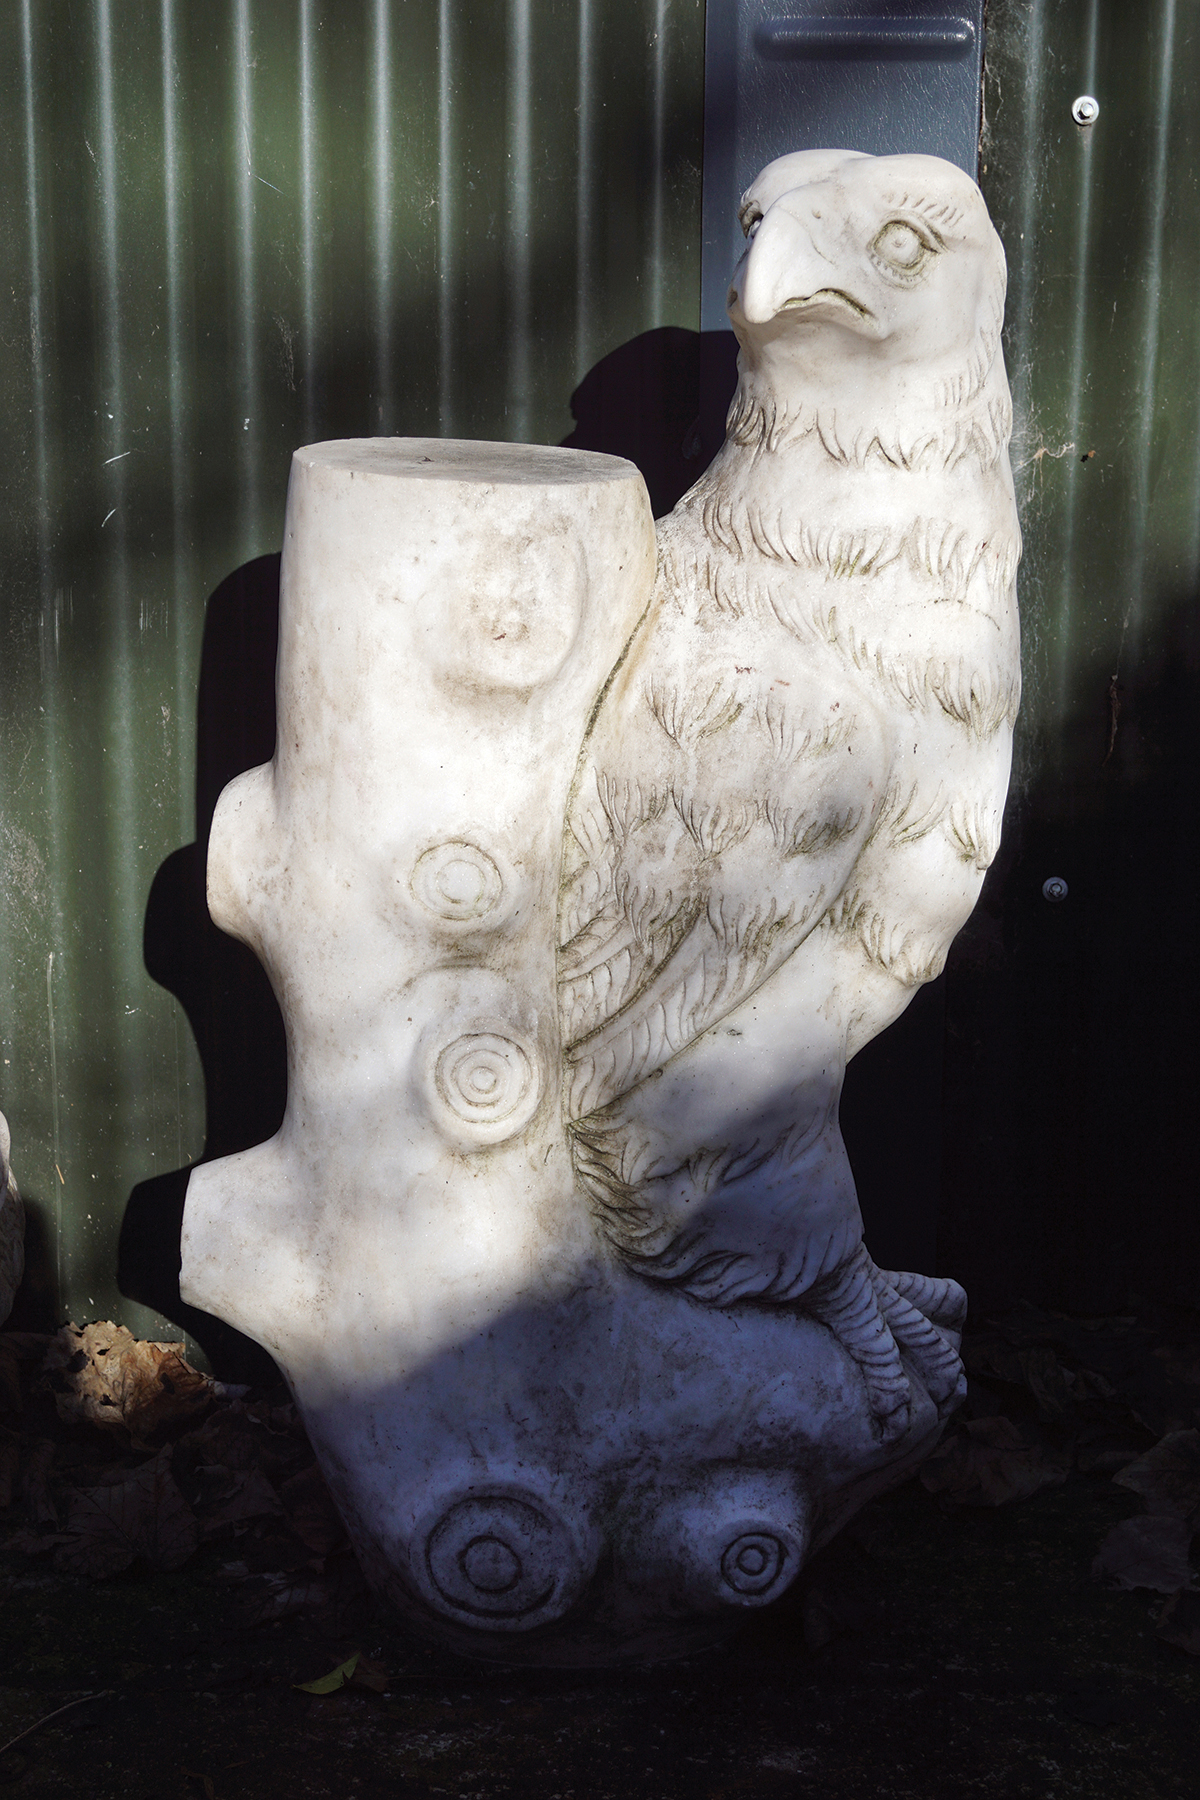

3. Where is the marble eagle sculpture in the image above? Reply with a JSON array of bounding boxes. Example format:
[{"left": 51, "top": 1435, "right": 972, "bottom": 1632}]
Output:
[{"left": 557, "top": 150, "right": 1021, "bottom": 1441}]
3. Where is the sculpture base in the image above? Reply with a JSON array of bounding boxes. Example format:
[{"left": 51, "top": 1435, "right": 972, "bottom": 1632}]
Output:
[
  {"left": 352, "top": 1423, "right": 946, "bottom": 1667},
  {"left": 185, "top": 1148, "right": 960, "bottom": 1666}
]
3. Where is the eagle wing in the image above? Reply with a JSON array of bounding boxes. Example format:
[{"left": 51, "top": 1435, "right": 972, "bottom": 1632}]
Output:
[{"left": 558, "top": 578, "right": 888, "bottom": 1123}]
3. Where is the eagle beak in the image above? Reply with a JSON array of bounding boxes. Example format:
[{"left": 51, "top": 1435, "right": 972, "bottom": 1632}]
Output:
[{"left": 730, "top": 204, "right": 872, "bottom": 330}]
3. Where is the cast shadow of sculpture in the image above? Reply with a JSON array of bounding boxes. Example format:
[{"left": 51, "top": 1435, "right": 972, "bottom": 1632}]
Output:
[
  {"left": 119, "top": 555, "right": 287, "bottom": 1383},
  {"left": 561, "top": 326, "right": 739, "bottom": 517},
  {"left": 937, "top": 577, "right": 1200, "bottom": 1316},
  {"left": 4, "top": 1171, "right": 55, "bottom": 1333}
]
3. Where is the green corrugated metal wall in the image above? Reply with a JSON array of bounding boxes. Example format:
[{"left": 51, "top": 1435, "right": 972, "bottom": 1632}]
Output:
[
  {"left": 988, "top": 0, "right": 1200, "bottom": 748},
  {"left": 0, "top": 0, "right": 704, "bottom": 1342},
  {"left": 2, "top": 0, "right": 1198, "bottom": 1348}
]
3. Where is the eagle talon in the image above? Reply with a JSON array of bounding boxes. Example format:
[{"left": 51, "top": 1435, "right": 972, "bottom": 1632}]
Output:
[
  {"left": 877, "top": 1267, "right": 968, "bottom": 1335},
  {"left": 870, "top": 1264, "right": 966, "bottom": 1419},
  {"left": 874, "top": 1393, "right": 912, "bottom": 1445},
  {"left": 804, "top": 1244, "right": 916, "bottom": 1439},
  {"left": 800, "top": 1245, "right": 967, "bottom": 1437}
]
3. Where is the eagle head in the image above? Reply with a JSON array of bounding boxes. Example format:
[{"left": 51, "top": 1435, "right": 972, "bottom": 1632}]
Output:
[{"left": 723, "top": 150, "right": 1008, "bottom": 444}]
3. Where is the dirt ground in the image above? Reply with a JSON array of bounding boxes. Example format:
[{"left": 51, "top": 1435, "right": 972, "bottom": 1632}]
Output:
[{"left": 2, "top": 1306, "right": 1197, "bottom": 1800}]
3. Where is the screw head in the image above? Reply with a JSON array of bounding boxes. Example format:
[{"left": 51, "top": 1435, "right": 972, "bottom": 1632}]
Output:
[
  {"left": 1072, "top": 94, "right": 1100, "bottom": 126},
  {"left": 1042, "top": 876, "right": 1069, "bottom": 903}
]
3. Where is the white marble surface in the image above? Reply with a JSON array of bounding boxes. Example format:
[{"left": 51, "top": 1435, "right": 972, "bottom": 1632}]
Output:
[
  {"left": 182, "top": 151, "right": 1019, "bottom": 1663},
  {"left": 0, "top": 1111, "right": 22, "bottom": 1326}
]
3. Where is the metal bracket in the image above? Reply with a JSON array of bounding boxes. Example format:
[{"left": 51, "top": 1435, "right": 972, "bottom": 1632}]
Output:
[{"left": 701, "top": 2, "right": 986, "bottom": 327}]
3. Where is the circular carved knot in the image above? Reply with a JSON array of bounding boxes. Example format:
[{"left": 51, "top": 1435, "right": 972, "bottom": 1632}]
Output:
[
  {"left": 424, "top": 1494, "right": 584, "bottom": 1625},
  {"left": 411, "top": 841, "right": 503, "bottom": 923},
  {"left": 434, "top": 1033, "right": 539, "bottom": 1133},
  {"left": 459, "top": 1534, "right": 522, "bottom": 1594},
  {"left": 720, "top": 1530, "right": 789, "bottom": 1599}
]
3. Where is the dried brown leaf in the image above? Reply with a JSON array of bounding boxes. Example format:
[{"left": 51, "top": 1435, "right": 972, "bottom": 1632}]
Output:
[
  {"left": 176, "top": 1403, "right": 306, "bottom": 1485},
  {"left": 1071, "top": 1367, "right": 1119, "bottom": 1401},
  {"left": 961, "top": 1334, "right": 1026, "bottom": 1387},
  {"left": 204, "top": 1558, "right": 252, "bottom": 1586},
  {"left": 3, "top": 1527, "right": 72, "bottom": 1557},
  {"left": 54, "top": 1445, "right": 198, "bottom": 1577},
  {"left": 21, "top": 1439, "right": 58, "bottom": 1525},
  {"left": 920, "top": 1417, "right": 1070, "bottom": 1507},
  {"left": 1113, "top": 1430, "right": 1200, "bottom": 1525},
  {"left": 1074, "top": 1426, "right": 1150, "bottom": 1475},
  {"left": 0, "top": 1435, "right": 19, "bottom": 1508},
  {"left": 197, "top": 1467, "right": 283, "bottom": 1538},
  {"left": 279, "top": 1462, "right": 347, "bottom": 1555},
  {"left": 239, "top": 1555, "right": 370, "bottom": 1629},
  {"left": 176, "top": 1408, "right": 272, "bottom": 1473},
  {"left": 350, "top": 1655, "right": 389, "bottom": 1693},
  {"left": 42, "top": 1322, "right": 213, "bottom": 1444},
  {"left": 1091, "top": 1515, "right": 1194, "bottom": 1593},
  {"left": 1154, "top": 1347, "right": 1200, "bottom": 1390},
  {"left": 1157, "top": 1588, "right": 1200, "bottom": 1655},
  {"left": 1017, "top": 1345, "right": 1073, "bottom": 1419},
  {"left": 59, "top": 1459, "right": 149, "bottom": 1489},
  {"left": 240, "top": 1571, "right": 336, "bottom": 1626}
]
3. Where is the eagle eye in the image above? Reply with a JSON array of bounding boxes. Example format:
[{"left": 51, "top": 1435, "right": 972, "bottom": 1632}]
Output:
[
  {"left": 871, "top": 219, "right": 936, "bottom": 279},
  {"left": 739, "top": 203, "right": 763, "bottom": 241}
]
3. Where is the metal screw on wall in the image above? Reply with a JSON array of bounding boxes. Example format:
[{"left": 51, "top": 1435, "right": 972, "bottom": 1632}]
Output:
[
  {"left": 1042, "top": 877, "right": 1069, "bottom": 903},
  {"left": 1071, "top": 95, "right": 1100, "bottom": 126}
]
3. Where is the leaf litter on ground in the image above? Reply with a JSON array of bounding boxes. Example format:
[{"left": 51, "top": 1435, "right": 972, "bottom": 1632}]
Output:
[
  {"left": 907, "top": 1300, "right": 1200, "bottom": 1648},
  {"left": 1112, "top": 1429, "right": 1200, "bottom": 1524},
  {"left": 1157, "top": 1587, "right": 1200, "bottom": 1655},
  {"left": 2, "top": 1301, "right": 1197, "bottom": 1642},
  {"left": 43, "top": 1321, "right": 217, "bottom": 1445},
  {"left": 1091, "top": 1514, "right": 1194, "bottom": 1593},
  {"left": 0, "top": 1320, "right": 348, "bottom": 1598},
  {"left": 919, "top": 1414, "right": 1071, "bottom": 1508},
  {"left": 55, "top": 1446, "right": 198, "bottom": 1577},
  {"left": 295, "top": 1652, "right": 361, "bottom": 1694},
  {"left": 294, "top": 1651, "right": 390, "bottom": 1696}
]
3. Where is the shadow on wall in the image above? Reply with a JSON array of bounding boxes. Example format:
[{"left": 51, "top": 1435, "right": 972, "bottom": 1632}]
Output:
[
  {"left": 119, "top": 555, "right": 287, "bottom": 1384},
  {"left": 561, "top": 326, "right": 738, "bottom": 517},
  {"left": 938, "top": 581, "right": 1200, "bottom": 1316}
]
